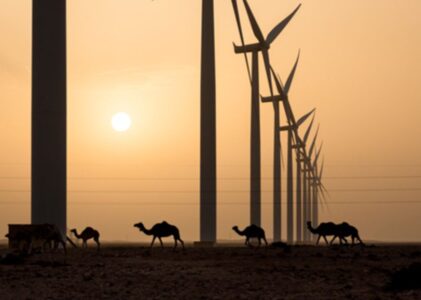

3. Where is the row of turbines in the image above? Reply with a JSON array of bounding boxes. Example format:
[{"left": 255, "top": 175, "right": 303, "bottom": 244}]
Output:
[
  {"left": 30, "top": 0, "right": 326, "bottom": 244},
  {"left": 230, "top": 0, "right": 328, "bottom": 243}
]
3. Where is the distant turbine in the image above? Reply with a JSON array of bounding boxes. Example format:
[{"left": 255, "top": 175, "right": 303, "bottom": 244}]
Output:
[
  {"left": 232, "top": 0, "right": 301, "bottom": 227},
  {"left": 292, "top": 110, "right": 315, "bottom": 242},
  {"left": 262, "top": 53, "right": 314, "bottom": 243},
  {"left": 300, "top": 116, "right": 315, "bottom": 242},
  {"left": 32, "top": 0, "right": 67, "bottom": 236},
  {"left": 311, "top": 143, "right": 323, "bottom": 235},
  {"left": 305, "top": 125, "right": 319, "bottom": 242}
]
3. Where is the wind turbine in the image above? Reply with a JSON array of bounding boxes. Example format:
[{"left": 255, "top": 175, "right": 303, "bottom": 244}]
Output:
[
  {"left": 232, "top": 0, "right": 301, "bottom": 226},
  {"left": 32, "top": 0, "right": 67, "bottom": 236},
  {"left": 304, "top": 125, "right": 319, "bottom": 241},
  {"left": 291, "top": 110, "right": 315, "bottom": 243},
  {"left": 259, "top": 61, "right": 295, "bottom": 242},
  {"left": 261, "top": 52, "right": 315, "bottom": 244},
  {"left": 200, "top": 0, "right": 217, "bottom": 243},
  {"left": 311, "top": 144, "right": 324, "bottom": 236},
  {"left": 298, "top": 116, "right": 315, "bottom": 242}
]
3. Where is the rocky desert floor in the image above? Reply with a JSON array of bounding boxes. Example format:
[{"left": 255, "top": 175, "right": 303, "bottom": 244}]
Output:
[{"left": 0, "top": 243, "right": 420, "bottom": 300}]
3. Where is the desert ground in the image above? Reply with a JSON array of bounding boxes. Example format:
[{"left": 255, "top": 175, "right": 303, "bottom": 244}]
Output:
[{"left": 0, "top": 242, "right": 420, "bottom": 300}]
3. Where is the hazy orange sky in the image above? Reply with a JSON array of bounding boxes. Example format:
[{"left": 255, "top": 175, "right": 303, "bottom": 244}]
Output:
[{"left": 1, "top": 0, "right": 421, "bottom": 242}]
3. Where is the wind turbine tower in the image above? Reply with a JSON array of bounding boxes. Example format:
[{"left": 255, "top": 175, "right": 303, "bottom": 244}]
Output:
[
  {"left": 232, "top": 0, "right": 301, "bottom": 228},
  {"left": 200, "top": 0, "right": 217, "bottom": 243},
  {"left": 32, "top": 0, "right": 67, "bottom": 235}
]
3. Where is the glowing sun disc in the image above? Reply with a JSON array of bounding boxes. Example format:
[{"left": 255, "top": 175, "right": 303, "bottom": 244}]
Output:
[{"left": 112, "top": 112, "right": 132, "bottom": 132}]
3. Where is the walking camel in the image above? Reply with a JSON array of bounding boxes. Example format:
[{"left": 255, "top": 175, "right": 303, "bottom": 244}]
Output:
[
  {"left": 330, "top": 222, "right": 364, "bottom": 246},
  {"left": 307, "top": 221, "right": 340, "bottom": 245},
  {"left": 307, "top": 221, "right": 364, "bottom": 246},
  {"left": 134, "top": 221, "right": 185, "bottom": 250},
  {"left": 70, "top": 227, "right": 101, "bottom": 250},
  {"left": 6, "top": 224, "right": 67, "bottom": 254},
  {"left": 232, "top": 225, "right": 268, "bottom": 247}
]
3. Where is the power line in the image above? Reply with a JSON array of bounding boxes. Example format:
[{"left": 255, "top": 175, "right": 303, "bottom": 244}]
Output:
[
  {"left": 0, "top": 200, "right": 420, "bottom": 205},
  {"left": 0, "top": 188, "right": 421, "bottom": 193},
  {"left": 1, "top": 175, "right": 421, "bottom": 180}
]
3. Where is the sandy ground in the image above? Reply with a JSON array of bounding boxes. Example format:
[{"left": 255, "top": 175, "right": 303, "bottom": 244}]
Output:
[{"left": 0, "top": 243, "right": 420, "bottom": 300}]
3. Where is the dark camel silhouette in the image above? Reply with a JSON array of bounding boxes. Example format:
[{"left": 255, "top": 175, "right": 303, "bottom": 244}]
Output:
[
  {"left": 307, "top": 221, "right": 342, "bottom": 245},
  {"left": 6, "top": 224, "right": 66, "bottom": 254},
  {"left": 331, "top": 222, "right": 364, "bottom": 246},
  {"left": 232, "top": 225, "right": 268, "bottom": 247},
  {"left": 307, "top": 221, "right": 364, "bottom": 246},
  {"left": 71, "top": 227, "right": 100, "bottom": 250},
  {"left": 134, "top": 221, "right": 185, "bottom": 250}
]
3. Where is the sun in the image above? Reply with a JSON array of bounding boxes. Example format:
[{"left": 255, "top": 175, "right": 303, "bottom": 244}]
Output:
[{"left": 111, "top": 112, "right": 132, "bottom": 132}]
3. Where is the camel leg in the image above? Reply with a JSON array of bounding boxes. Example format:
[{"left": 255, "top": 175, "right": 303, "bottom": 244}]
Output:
[
  {"left": 258, "top": 238, "right": 262, "bottom": 248},
  {"left": 179, "top": 239, "right": 185, "bottom": 250},
  {"left": 330, "top": 236, "right": 336, "bottom": 245},
  {"left": 94, "top": 237, "right": 100, "bottom": 251},
  {"left": 150, "top": 236, "right": 156, "bottom": 248},
  {"left": 356, "top": 235, "right": 364, "bottom": 246},
  {"left": 316, "top": 235, "right": 321, "bottom": 245},
  {"left": 173, "top": 238, "right": 178, "bottom": 251},
  {"left": 245, "top": 237, "right": 249, "bottom": 247},
  {"left": 263, "top": 237, "right": 268, "bottom": 247},
  {"left": 158, "top": 237, "right": 164, "bottom": 248}
]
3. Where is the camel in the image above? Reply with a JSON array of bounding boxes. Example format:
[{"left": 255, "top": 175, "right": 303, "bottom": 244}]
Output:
[
  {"left": 307, "top": 221, "right": 364, "bottom": 246},
  {"left": 232, "top": 224, "right": 268, "bottom": 247},
  {"left": 134, "top": 221, "right": 185, "bottom": 250},
  {"left": 331, "top": 222, "right": 364, "bottom": 246},
  {"left": 6, "top": 224, "right": 67, "bottom": 254},
  {"left": 307, "top": 221, "right": 345, "bottom": 245},
  {"left": 70, "top": 227, "right": 100, "bottom": 250}
]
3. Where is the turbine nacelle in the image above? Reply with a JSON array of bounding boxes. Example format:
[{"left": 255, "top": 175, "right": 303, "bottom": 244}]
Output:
[{"left": 233, "top": 42, "right": 269, "bottom": 54}]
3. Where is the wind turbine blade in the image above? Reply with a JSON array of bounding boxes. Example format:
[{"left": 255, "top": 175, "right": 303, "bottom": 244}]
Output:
[
  {"left": 243, "top": 0, "right": 265, "bottom": 44},
  {"left": 314, "top": 142, "right": 323, "bottom": 168},
  {"left": 321, "top": 182, "right": 331, "bottom": 200},
  {"left": 270, "top": 67, "right": 287, "bottom": 100},
  {"left": 231, "top": 0, "right": 251, "bottom": 82},
  {"left": 319, "top": 186, "right": 330, "bottom": 213},
  {"left": 284, "top": 50, "right": 300, "bottom": 95},
  {"left": 319, "top": 158, "right": 324, "bottom": 180},
  {"left": 308, "top": 125, "right": 319, "bottom": 158},
  {"left": 262, "top": 50, "right": 273, "bottom": 97},
  {"left": 266, "top": 4, "right": 302, "bottom": 45},
  {"left": 296, "top": 108, "right": 315, "bottom": 128},
  {"left": 303, "top": 114, "right": 315, "bottom": 144}
]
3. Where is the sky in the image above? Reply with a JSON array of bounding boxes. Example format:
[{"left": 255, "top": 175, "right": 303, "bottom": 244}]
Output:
[{"left": 0, "top": 0, "right": 421, "bottom": 242}]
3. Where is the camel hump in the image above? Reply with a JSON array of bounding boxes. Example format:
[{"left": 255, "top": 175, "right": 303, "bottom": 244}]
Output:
[{"left": 161, "top": 221, "right": 169, "bottom": 225}]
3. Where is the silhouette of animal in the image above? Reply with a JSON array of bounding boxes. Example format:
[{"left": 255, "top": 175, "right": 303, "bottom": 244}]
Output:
[
  {"left": 232, "top": 225, "right": 268, "bottom": 247},
  {"left": 331, "top": 222, "right": 364, "bottom": 246},
  {"left": 307, "top": 221, "right": 343, "bottom": 245},
  {"left": 6, "top": 224, "right": 66, "bottom": 254},
  {"left": 134, "top": 221, "right": 185, "bottom": 250},
  {"left": 70, "top": 227, "right": 100, "bottom": 250}
]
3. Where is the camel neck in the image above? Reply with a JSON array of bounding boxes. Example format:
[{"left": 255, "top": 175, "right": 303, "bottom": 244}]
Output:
[
  {"left": 234, "top": 228, "right": 245, "bottom": 236},
  {"left": 141, "top": 227, "right": 154, "bottom": 236}
]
